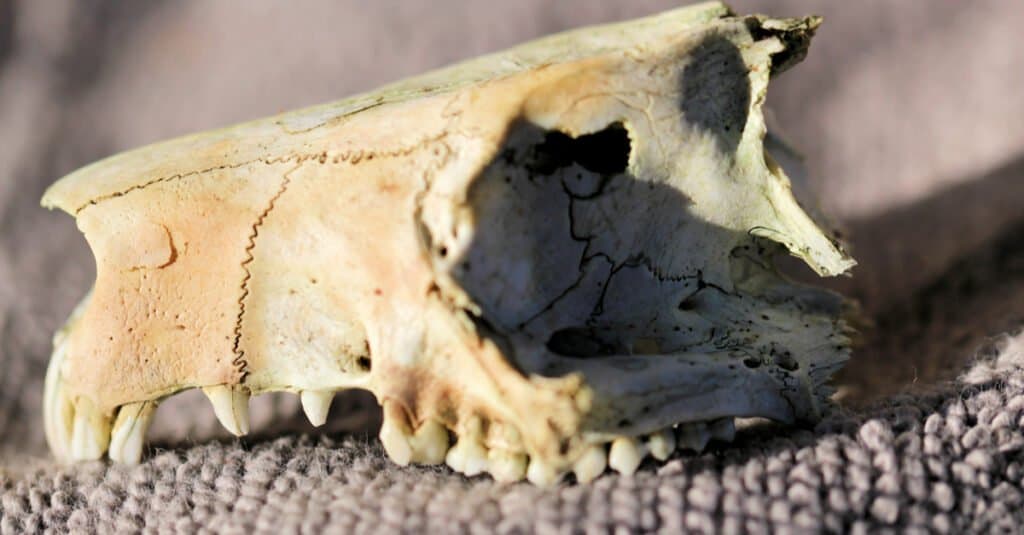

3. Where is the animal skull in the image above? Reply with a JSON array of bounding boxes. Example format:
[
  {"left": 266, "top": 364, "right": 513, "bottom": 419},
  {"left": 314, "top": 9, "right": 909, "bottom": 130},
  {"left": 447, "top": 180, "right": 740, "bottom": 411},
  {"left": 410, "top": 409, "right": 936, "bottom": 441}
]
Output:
[{"left": 41, "top": 2, "right": 855, "bottom": 484}]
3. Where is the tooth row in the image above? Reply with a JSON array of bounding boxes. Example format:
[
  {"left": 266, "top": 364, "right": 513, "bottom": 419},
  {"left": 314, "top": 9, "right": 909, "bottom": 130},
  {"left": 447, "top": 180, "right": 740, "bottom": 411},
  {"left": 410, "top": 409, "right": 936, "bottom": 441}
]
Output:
[
  {"left": 48, "top": 372, "right": 738, "bottom": 481},
  {"left": 380, "top": 417, "right": 739, "bottom": 485}
]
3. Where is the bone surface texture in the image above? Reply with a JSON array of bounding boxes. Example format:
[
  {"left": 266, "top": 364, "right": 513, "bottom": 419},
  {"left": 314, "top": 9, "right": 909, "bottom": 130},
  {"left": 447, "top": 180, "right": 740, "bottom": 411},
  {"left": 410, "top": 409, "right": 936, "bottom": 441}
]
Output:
[{"left": 41, "top": 2, "right": 854, "bottom": 484}]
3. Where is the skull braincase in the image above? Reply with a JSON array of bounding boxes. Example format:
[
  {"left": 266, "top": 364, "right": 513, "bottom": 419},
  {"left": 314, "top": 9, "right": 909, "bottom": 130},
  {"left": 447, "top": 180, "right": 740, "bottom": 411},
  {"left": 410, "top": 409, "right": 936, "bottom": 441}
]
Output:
[{"left": 41, "top": 2, "right": 855, "bottom": 480}]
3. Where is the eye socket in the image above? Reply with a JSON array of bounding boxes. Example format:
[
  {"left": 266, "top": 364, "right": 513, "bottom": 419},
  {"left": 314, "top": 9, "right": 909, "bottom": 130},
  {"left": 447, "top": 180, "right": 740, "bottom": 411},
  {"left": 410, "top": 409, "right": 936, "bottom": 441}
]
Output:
[{"left": 529, "top": 123, "right": 631, "bottom": 176}]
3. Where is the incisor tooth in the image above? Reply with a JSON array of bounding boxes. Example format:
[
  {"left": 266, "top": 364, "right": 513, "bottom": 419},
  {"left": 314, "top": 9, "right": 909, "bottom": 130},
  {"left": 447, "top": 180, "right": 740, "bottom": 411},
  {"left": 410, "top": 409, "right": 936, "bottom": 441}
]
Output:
[
  {"left": 409, "top": 420, "right": 449, "bottom": 465},
  {"left": 488, "top": 450, "right": 527, "bottom": 483},
  {"left": 379, "top": 400, "right": 414, "bottom": 466},
  {"left": 108, "top": 401, "right": 156, "bottom": 464},
  {"left": 572, "top": 445, "right": 607, "bottom": 483},
  {"left": 69, "top": 398, "right": 111, "bottom": 461},
  {"left": 300, "top": 390, "right": 334, "bottom": 427},
  {"left": 202, "top": 385, "right": 250, "bottom": 436},
  {"left": 648, "top": 429, "right": 676, "bottom": 461},
  {"left": 526, "top": 457, "right": 562, "bottom": 486},
  {"left": 43, "top": 358, "right": 74, "bottom": 462},
  {"left": 709, "top": 418, "right": 736, "bottom": 442},
  {"left": 677, "top": 422, "right": 711, "bottom": 452},
  {"left": 608, "top": 437, "right": 644, "bottom": 475}
]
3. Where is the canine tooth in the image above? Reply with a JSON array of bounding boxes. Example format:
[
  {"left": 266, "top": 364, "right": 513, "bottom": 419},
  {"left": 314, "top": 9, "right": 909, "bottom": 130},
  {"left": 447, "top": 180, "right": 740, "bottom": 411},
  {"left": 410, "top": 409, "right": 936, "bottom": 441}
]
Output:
[
  {"left": 677, "top": 422, "right": 711, "bottom": 452},
  {"left": 572, "top": 445, "right": 607, "bottom": 483},
  {"left": 526, "top": 457, "right": 562, "bottom": 487},
  {"left": 410, "top": 420, "right": 449, "bottom": 464},
  {"left": 488, "top": 450, "right": 527, "bottom": 483},
  {"left": 647, "top": 429, "right": 676, "bottom": 461},
  {"left": 108, "top": 401, "right": 156, "bottom": 464},
  {"left": 299, "top": 390, "right": 334, "bottom": 427},
  {"left": 608, "top": 437, "right": 644, "bottom": 475},
  {"left": 379, "top": 400, "right": 414, "bottom": 465},
  {"left": 69, "top": 398, "right": 111, "bottom": 461},
  {"left": 709, "top": 418, "right": 736, "bottom": 442},
  {"left": 202, "top": 385, "right": 250, "bottom": 436}
]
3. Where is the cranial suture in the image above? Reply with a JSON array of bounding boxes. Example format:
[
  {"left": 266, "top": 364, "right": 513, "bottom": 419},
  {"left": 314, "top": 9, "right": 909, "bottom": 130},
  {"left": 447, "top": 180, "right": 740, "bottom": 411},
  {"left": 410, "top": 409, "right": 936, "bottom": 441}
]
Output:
[{"left": 41, "top": 2, "right": 855, "bottom": 484}]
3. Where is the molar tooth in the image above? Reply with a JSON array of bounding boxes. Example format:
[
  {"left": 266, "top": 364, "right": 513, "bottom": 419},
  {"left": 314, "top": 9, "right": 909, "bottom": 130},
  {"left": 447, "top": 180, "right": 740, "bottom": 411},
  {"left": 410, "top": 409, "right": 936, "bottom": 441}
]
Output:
[
  {"left": 299, "top": 390, "right": 334, "bottom": 427},
  {"left": 677, "top": 422, "right": 711, "bottom": 452},
  {"left": 487, "top": 450, "right": 527, "bottom": 483},
  {"left": 572, "top": 444, "right": 608, "bottom": 483},
  {"left": 709, "top": 418, "right": 736, "bottom": 443},
  {"left": 379, "top": 400, "right": 414, "bottom": 466},
  {"left": 108, "top": 401, "right": 157, "bottom": 464},
  {"left": 526, "top": 457, "right": 563, "bottom": 487},
  {"left": 647, "top": 429, "right": 676, "bottom": 461},
  {"left": 608, "top": 437, "right": 645, "bottom": 475},
  {"left": 202, "top": 385, "right": 250, "bottom": 436},
  {"left": 409, "top": 420, "right": 449, "bottom": 465},
  {"left": 69, "top": 398, "right": 111, "bottom": 461}
]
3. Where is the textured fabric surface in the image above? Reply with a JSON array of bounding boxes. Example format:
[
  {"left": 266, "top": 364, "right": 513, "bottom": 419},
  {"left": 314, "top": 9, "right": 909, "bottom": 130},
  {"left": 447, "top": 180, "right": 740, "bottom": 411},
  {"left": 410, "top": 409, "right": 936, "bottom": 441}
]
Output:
[
  {"left": 1, "top": 336, "right": 1022, "bottom": 533},
  {"left": 1, "top": 1, "right": 1024, "bottom": 533}
]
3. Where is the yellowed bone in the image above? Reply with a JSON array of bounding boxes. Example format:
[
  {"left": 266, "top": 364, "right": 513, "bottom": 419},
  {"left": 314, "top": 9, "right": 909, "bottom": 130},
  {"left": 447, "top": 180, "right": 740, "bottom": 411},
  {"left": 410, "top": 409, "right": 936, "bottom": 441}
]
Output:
[{"left": 41, "top": 2, "right": 854, "bottom": 482}]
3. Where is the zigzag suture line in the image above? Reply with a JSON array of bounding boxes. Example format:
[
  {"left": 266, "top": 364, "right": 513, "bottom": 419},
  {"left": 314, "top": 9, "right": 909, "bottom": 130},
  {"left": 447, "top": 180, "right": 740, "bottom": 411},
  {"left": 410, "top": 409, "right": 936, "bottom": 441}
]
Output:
[
  {"left": 227, "top": 134, "right": 451, "bottom": 378},
  {"left": 71, "top": 131, "right": 453, "bottom": 381}
]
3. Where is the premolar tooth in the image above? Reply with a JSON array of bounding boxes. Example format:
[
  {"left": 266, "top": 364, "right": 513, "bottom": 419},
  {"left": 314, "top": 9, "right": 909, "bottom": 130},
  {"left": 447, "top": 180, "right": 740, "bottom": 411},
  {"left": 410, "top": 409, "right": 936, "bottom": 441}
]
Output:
[
  {"left": 445, "top": 418, "right": 489, "bottom": 476},
  {"left": 108, "top": 401, "right": 157, "bottom": 464},
  {"left": 608, "top": 437, "right": 645, "bottom": 475},
  {"left": 300, "top": 390, "right": 334, "bottom": 427},
  {"left": 69, "top": 398, "right": 111, "bottom": 461},
  {"left": 488, "top": 450, "right": 527, "bottom": 483},
  {"left": 647, "top": 429, "right": 676, "bottom": 461},
  {"left": 572, "top": 445, "right": 607, "bottom": 483},
  {"left": 202, "top": 385, "right": 250, "bottom": 436},
  {"left": 677, "top": 422, "right": 711, "bottom": 452},
  {"left": 379, "top": 400, "right": 414, "bottom": 466},
  {"left": 526, "top": 457, "right": 562, "bottom": 486},
  {"left": 410, "top": 420, "right": 449, "bottom": 464},
  {"left": 709, "top": 418, "right": 736, "bottom": 442},
  {"left": 445, "top": 435, "right": 489, "bottom": 476}
]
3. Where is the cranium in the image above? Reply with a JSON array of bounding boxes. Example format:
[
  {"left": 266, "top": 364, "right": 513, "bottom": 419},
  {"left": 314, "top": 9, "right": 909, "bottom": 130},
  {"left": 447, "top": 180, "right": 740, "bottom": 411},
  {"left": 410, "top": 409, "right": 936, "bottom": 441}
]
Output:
[{"left": 41, "top": 2, "right": 854, "bottom": 484}]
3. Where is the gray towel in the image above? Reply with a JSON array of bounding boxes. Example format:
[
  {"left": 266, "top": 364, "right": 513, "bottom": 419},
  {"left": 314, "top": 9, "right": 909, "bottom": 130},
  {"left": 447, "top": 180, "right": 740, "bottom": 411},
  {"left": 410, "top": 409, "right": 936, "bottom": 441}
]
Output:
[{"left": 2, "top": 1, "right": 1024, "bottom": 533}]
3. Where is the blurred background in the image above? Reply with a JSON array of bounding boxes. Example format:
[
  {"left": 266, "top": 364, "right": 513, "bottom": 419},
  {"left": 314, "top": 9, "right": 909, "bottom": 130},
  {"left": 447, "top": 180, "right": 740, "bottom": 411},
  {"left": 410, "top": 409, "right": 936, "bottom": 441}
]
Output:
[{"left": 0, "top": 1, "right": 1022, "bottom": 461}]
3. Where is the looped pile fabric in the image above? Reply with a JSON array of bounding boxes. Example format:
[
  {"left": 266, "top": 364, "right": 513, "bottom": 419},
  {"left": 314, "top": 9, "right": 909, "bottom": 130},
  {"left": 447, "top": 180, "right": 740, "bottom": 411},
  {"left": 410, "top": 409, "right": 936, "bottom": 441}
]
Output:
[{"left": 1, "top": 335, "right": 1021, "bottom": 533}]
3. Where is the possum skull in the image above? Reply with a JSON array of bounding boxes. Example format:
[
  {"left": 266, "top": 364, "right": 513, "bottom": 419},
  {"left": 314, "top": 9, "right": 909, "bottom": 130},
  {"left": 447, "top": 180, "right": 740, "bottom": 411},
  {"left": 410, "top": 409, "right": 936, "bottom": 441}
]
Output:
[{"left": 41, "top": 2, "right": 854, "bottom": 484}]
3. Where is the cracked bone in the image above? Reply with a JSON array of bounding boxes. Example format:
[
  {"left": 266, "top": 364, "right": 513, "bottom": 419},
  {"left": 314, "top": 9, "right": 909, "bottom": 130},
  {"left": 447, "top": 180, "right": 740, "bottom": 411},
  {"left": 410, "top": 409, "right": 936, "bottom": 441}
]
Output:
[{"left": 41, "top": 3, "right": 854, "bottom": 482}]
